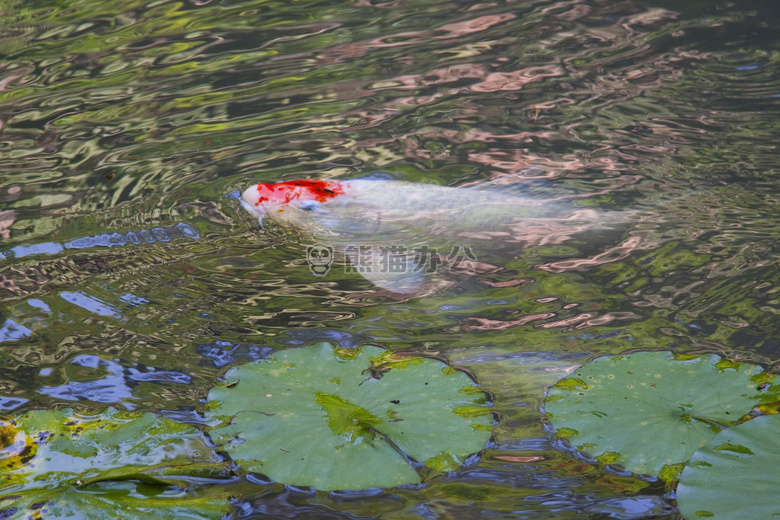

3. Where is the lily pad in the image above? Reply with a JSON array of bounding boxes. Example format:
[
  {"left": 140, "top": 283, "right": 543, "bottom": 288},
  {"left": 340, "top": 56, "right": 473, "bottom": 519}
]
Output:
[
  {"left": 543, "top": 351, "right": 778, "bottom": 476},
  {"left": 206, "top": 343, "right": 493, "bottom": 491},
  {"left": 677, "top": 414, "right": 780, "bottom": 520}
]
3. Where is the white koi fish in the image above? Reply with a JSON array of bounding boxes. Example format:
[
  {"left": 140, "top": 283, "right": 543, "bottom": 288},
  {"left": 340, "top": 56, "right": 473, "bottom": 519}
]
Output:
[{"left": 240, "top": 178, "right": 621, "bottom": 293}]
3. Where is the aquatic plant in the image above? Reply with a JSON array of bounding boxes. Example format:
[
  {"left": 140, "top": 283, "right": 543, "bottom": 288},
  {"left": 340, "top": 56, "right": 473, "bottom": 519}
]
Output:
[
  {"left": 677, "top": 414, "right": 780, "bottom": 519},
  {"left": 543, "top": 351, "right": 778, "bottom": 478},
  {"left": 206, "top": 342, "right": 493, "bottom": 491},
  {"left": 0, "top": 408, "right": 231, "bottom": 519}
]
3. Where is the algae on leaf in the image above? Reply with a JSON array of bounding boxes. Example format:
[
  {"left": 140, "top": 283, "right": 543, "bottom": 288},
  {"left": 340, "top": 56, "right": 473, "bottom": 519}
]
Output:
[
  {"left": 677, "top": 414, "right": 780, "bottom": 520},
  {"left": 543, "top": 351, "right": 778, "bottom": 477},
  {"left": 206, "top": 343, "right": 493, "bottom": 491}
]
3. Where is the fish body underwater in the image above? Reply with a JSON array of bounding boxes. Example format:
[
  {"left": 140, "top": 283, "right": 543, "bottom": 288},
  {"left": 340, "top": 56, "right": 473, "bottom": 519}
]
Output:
[{"left": 240, "top": 178, "right": 624, "bottom": 293}]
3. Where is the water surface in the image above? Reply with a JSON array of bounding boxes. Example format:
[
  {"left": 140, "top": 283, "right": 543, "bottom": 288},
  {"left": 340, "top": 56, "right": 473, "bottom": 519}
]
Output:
[{"left": 2, "top": 0, "right": 779, "bottom": 517}]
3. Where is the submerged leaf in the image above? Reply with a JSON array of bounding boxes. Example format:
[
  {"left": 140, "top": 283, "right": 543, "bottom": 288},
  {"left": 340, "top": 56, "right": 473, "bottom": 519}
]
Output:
[
  {"left": 206, "top": 343, "right": 493, "bottom": 490},
  {"left": 677, "top": 414, "right": 780, "bottom": 519},
  {"left": 0, "top": 408, "right": 231, "bottom": 518},
  {"left": 543, "top": 351, "right": 778, "bottom": 477},
  {"left": 0, "top": 480, "right": 233, "bottom": 520},
  {"left": 0, "top": 408, "right": 225, "bottom": 489}
]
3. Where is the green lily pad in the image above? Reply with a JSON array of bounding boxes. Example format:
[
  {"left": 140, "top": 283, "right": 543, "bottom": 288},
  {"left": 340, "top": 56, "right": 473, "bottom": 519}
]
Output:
[
  {"left": 206, "top": 343, "right": 493, "bottom": 491},
  {"left": 543, "top": 351, "right": 778, "bottom": 476},
  {"left": 0, "top": 408, "right": 231, "bottom": 518},
  {"left": 677, "top": 414, "right": 780, "bottom": 520}
]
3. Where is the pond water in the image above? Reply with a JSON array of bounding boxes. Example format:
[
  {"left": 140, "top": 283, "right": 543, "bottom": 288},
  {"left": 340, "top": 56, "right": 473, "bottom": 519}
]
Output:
[{"left": 1, "top": 0, "right": 779, "bottom": 517}]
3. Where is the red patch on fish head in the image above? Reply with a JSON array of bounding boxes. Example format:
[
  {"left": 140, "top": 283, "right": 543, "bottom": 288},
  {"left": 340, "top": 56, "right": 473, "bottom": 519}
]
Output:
[{"left": 252, "top": 180, "right": 346, "bottom": 207}]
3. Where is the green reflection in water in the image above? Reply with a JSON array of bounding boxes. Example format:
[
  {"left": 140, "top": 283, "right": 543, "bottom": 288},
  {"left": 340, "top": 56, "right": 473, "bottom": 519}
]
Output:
[{"left": 0, "top": 0, "right": 779, "bottom": 516}]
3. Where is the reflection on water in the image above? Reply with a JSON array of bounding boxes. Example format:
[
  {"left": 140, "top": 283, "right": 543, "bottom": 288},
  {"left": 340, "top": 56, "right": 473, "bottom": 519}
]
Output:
[
  {"left": 38, "top": 354, "right": 190, "bottom": 408},
  {"left": 1, "top": 222, "right": 199, "bottom": 260},
  {"left": 1, "top": 0, "right": 780, "bottom": 516}
]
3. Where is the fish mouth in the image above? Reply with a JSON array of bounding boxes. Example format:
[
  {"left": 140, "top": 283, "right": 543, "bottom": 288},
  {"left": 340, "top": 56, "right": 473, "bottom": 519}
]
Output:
[
  {"left": 240, "top": 197, "right": 268, "bottom": 229},
  {"left": 240, "top": 197, "right": 262, "bottom": 216}
]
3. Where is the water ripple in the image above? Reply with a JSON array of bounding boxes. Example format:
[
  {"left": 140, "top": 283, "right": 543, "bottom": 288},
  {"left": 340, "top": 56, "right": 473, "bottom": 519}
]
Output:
[{"left": 1, "top": 0, "right": 779, "bottom": 516}]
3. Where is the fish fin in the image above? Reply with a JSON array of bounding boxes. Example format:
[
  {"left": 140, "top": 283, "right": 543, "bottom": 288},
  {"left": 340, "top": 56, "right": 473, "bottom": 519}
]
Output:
[
  {"left": 308, "top": 202, "right": 388, "bottom": 239},
  {"left": 344, "top": 246, "right": 425, "bottom": 294},
  {"left": 350, "top": 172, "right": 399, "bottom": 181},
  {"left": 466, "top": 168, "right": 556, "bottom": 196}
]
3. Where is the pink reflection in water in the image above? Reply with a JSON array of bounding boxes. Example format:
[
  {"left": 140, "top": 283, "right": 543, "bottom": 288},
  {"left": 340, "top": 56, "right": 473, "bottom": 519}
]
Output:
[
  {"left": 462, "top": 312, "right": 556, "bottom": 332},
  {"left": 538, "top": 311, "right": 640, "bottom": 330},
  {"left": 537, "top": 235, "right": 644, "bottom": 272}
]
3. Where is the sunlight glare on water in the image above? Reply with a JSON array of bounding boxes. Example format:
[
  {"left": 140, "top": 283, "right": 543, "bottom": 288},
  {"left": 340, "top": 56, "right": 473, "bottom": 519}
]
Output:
[{"left": 1, "top": 0, "right": 780, "bottom": 517}]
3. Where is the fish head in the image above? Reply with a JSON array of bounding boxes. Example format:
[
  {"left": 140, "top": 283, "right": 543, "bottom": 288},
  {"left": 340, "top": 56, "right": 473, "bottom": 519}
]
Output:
[
  {"left": 240, "top": 180, "right": 348, "bottom": 230},
  {"left": 240, "top": 178, "right": 425, "bottom": 293}
]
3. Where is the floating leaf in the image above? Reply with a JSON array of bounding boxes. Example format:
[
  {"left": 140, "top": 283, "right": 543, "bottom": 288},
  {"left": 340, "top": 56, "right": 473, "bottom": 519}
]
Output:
[
  {"left": 543, "top": 351, "right": 778, "bottom": 476},
  {"left": 206, "top": 343, "right": 492, "bottom": 491},
  {"left": 676, "top": 414, "right": 780, "bottom": 519}
]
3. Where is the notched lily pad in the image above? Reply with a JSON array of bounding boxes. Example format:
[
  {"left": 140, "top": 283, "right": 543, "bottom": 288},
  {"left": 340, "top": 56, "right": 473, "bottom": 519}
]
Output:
[
  {"left": 206, "top": 343, "right": 493, "bottom": 491},
  {"left": 543, "top": 351, "right": 779, "bottom": 477},
  {"left": 677, "top": 414, "right": 780, "bottom": 519}
]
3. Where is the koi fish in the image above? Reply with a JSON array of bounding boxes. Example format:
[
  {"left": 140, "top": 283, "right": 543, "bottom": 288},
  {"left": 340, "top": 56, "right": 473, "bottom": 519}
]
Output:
[{"left": 240, "top": 178, "right": 620, "bottom": 293}]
